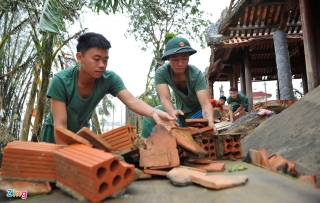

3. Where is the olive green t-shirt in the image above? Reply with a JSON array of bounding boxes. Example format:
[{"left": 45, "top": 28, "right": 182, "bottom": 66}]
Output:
[
  {"left": 227, "top": 92, "right": 248, "bottom": 105},
  {"left": 155, "top": 63, "right": 207, "bottom": 114},
  {"left": 44, "top": 65, "right": 126, "bottom": 134}
]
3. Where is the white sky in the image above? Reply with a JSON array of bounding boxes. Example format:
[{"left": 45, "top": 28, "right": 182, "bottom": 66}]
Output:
[{"left": 70, "top": 1, "right": 302, "bottom": 129}]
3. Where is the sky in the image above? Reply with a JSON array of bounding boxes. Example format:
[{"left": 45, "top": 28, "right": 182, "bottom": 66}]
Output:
[{"left": 70, "top": 1, "right": 303, "bottom": 130}]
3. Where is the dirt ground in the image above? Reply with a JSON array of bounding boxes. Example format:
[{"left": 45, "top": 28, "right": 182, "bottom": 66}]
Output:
[{"left": 241, "top": 86, "right": 320, "bottom": 187}]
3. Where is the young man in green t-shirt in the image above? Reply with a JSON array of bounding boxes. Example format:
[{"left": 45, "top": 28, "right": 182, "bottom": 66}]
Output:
[
  {"left": 141, "top": 37, "right": 216, "bottom": 138},
  {"left": 227, "top": 87, "right": 249, "bottom": 123},
  {"left": 42, "top": 32, "right": 176, "bottom": 144}
]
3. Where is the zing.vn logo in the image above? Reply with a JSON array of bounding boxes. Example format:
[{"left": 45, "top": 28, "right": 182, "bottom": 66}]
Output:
[{"left": 6, "top": 189, "right": 28, "bottom": 199}]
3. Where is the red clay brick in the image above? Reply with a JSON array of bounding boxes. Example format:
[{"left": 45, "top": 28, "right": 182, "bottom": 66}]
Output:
[
  {"left": 54, "top": 144, "right": 134, "bottom": 203},
  {"left": 220, "top": 136, "right": 243, "bottom": 159},
  {"left": 198, "top": 136, "right": 218, "bottom": 160},
  {"left": 99, "top": 124, "right": 136, "bottom": 151},
  {"left": 55, "top": 127, "right": 93, "bottom": 147},
  {"left": 76, "top": 127, "right": 113, "bottom": 152},
  {"left": 140, "top": 124, "right": 179, "bottom": 169},
  {"left": 185, "top": 118, "right": 208, "bottom": 127},
  {"left": 1, "top": 141, "right": 64, "bottom": 182}
]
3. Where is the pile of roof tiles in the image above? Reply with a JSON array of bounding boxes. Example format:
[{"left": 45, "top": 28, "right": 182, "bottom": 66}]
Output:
[{"left": 0, "top": 121, "right": 249, "bottom": 202}]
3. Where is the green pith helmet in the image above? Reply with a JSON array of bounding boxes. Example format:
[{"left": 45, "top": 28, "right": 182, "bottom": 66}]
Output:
[{"left": 161, "top": 37, "right": 197, "bottom": 60}]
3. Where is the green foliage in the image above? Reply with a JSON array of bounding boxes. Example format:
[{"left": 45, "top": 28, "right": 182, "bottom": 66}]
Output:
[
  {"left": 39, "top": 0, "right": 84, "bottom": 33},
  {"left": 39, "top": 0, "right": 134, "bottom": 33},
  {"left": 164, "top": 32, "right": 176, "bottom": 44},
  {"left": 125, "top": 0, "right": 211, "bottom": 105}
]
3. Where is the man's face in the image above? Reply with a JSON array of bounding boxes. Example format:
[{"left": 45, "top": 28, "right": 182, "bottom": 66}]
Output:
[
  {"left": 229, "top": 91, "right": 238, "bottom": 99},
  {"left": 218, "top": 99, "right": 226, "bottom": 106},
  {"left": 168, "top": 53, "right": 189, "bottom": 74},
  {"left": 76, "top": 47, "right": 109, "bottom": 79}
]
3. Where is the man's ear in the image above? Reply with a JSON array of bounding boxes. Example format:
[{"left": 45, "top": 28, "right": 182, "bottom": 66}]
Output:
[{"left": 76, "top": 52, "right": 82, "bottom": 64}]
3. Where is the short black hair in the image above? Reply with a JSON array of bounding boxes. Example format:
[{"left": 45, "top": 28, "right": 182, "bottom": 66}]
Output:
[
  {"left": 229, "top": 87, "right": 238, "bottom": 92},
  {"left": 76, "top": 32, "right": 111, "bottom": 55},
  {"left": 219, "top": 96, "right": 227, "bottom": 101}
]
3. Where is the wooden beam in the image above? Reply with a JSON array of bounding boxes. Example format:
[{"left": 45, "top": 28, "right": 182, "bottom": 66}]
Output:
[
  {"left": 250, "top": 49, "right": 275, "bottom": 55},
  {"left": 215, "top": 48, "right": 233, "bottom": 79},
  {"left": 248, "top": 0, "right": 286, "bottom": 6},
  {"left": 214, "top": 37, "right": 302, "bottom": 49},
  {"left": 278, "top": 0, "right": 299, "bottom": 29},
  {"left": 229, "top": 23, "right": 301, "bottom": 31},
  {"left": 251, "top": 0, "right": 264, "bottom": 6}
]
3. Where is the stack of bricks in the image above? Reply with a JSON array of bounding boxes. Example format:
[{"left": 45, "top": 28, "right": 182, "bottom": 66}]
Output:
[
  {"left": 1, "top": 141, "right": 64, "bottom": 182},
  {"left": 100, "top": 124, "right": 137, "bottom": 151},
  {"left": 219, "top": 136, "right": 243, "bottom": 159},
  {"left": 54, "top": 144, "right": 135, "bottom": 203}
]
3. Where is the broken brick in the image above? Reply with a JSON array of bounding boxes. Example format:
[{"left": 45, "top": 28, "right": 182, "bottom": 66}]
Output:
[
  {"left": 167, "top": 166, "right": 207, "bottom": 186},
  {"left": 139, "top": 124, "right": 179, "bottom": 169},
  {"left": 183, "top": 161, "right": 225, "bottom": 172},
  {"left": 76, "top": 127, "right": 113, "bottom": 152},
  {"left": 100, "top": 124, "right": 137, "bottom": 151},
  {"left": 190, "top": 173, "right": 248, "bottom": 189},
  {"left": 0, "top": 178, "right": 51, "bottom": 195},
  {"left": 171, "top": 128, "right": 208, "bottom": 155},
  {"left": 55, "top": 127, "right": 93, "bottom": 147}
]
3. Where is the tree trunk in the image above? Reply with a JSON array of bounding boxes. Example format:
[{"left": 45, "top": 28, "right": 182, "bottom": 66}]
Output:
[
  {"left": 33, "top": 33, "right": 54, "bottom": 141},
  {"left": 20, "top": 66, "right": 39, "bottom": 141},
  {"left": 92, "top": 110, "right": 101, "bottom": 135},
  {"left": 273, "top": 30, "right": 295, "bottom": 100}
]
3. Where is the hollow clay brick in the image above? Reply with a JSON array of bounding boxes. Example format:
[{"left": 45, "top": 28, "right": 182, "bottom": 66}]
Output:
[
  {"left": 1, "top": 141, "right": 64, "bottom": 182},
  {"left": 220, "top": 136, "right": 243, "bottom": 159},
  {"left": 55, "top": 127, "right": 93, "bottom": 147},
  {"left": 139, "top": 124, "right": 179, "bottom": 169},
  {"left": 198, "top": 136, "right": 218, "bottom": 160},
  {"left": 171, "top": 128, "right": 208, "bottom": 155},
  {"left": 99, "top": 124, "right": 136, "bottom": 151},
  {"left": 76, "top": 127, "right": 113, "bottom": 152},
  {"left": 54, "top": 144, "right": 135, "bottom": 203}
]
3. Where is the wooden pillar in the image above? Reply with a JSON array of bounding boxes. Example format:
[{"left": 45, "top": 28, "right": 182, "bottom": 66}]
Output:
[
  {"left": 240, "top": 51, "right": 247, "bottom": 95},
  {"left": 232, "top": 63, "right": 240, "bottom": 91},
  {"left": 298, "top": 45, "right": 308, "bottom": 94},
  {"left": 208, "top": 79, "right": 214, "bottom": 98},
  {"left": 273, "top": 29, "right": 295, "bottom": 100},
  {"left": 233, "top": 71, "right": 238, "bottom": 90},
  {"left": 227, "top": 71, "right": 234, "bottom": 88},
  {"left": 243, "top": 48, "right": 253, "bottom": 112},
  {"left": 299, "top": 0, "right": 320, "bottom": 90}
]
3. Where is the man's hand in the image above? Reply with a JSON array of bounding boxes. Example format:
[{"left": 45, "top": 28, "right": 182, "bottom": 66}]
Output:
[
  {"left": 208, "top": 122, "right": 217, "bottom": 134},
  {"left": 169, "top": 109, "right": 184, "bottom": 119},
  {"left": 152, "top": 113, "right": 178, "bottom": 132}
]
